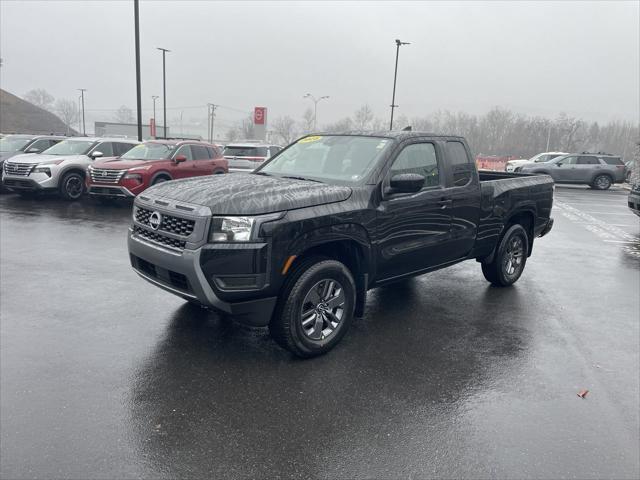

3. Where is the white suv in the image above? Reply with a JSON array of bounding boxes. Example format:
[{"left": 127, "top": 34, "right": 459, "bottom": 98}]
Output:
[
  {"left": 223, "top": 142, "right": 282, "bottom": 172},
  {"left": 505, "top": 152, "right": 568, "bottom": 173},
  {"left": 2, "top": 137, "right": 138, "bottom": 200}
]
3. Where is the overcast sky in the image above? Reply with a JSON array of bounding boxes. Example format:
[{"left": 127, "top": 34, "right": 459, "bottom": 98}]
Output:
[{"left": 1, "top": 0, "right": 638, "bottom": 133}]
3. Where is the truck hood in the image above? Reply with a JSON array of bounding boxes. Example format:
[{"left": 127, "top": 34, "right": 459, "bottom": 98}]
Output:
[
  {"left": 6, "top": 153, "right": 88, "bottom": 165},
  {"left": 92, "top": 158, "right": 154, "bottom": 169},
  {"left": 145, "top": 173, "right": 353, "bottom": 215}
]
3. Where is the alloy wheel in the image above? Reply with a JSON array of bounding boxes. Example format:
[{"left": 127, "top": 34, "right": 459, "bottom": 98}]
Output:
[
  {"left": 503, "top": 235, "right": 524, "bottom": 277},
  {"left": 300, "top": 279, "right": 345, "bottom": 340}
]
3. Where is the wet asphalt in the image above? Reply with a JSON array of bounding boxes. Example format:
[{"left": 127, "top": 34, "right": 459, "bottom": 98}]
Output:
[{"left": 1, "top": 186, "right": 638, "bottom": 479}]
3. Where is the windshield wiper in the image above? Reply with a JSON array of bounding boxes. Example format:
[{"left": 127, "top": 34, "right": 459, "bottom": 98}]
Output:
[
  {"left": 281, "top": 175, "right": 323, "bottom": 183},
  {"left": 253, "top": 171, "right": 271, "bottom": 176}
]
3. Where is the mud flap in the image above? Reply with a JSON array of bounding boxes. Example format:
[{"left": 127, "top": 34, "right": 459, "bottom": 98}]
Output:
[{"left": 354, "top": 273, "right": 368, "bottom": 318}]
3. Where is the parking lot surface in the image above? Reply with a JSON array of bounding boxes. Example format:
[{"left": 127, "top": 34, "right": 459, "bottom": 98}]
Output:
[{"left": 1, "top": 186, "right": 638, "bottom": 479}]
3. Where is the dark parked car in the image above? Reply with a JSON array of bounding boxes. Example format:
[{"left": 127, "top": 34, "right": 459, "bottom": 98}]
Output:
[
  {"left": 521, "top": 152, "right": 625, "bottom": 190},
  {"left": 629, "top": 182, "right": 640, "bottom": 217},
  {"left": 127, "top": 132, "right": 554, "bottom": 357}
]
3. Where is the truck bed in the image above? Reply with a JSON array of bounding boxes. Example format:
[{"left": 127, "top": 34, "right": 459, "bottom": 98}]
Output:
[{"left": 474, "top": 170, "right": 554, "bottom": 259}]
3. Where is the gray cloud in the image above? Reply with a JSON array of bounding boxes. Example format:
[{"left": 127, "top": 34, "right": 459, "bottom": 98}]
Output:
[{"left": 1, "top": 0, "right": 638, "bottom": 134}]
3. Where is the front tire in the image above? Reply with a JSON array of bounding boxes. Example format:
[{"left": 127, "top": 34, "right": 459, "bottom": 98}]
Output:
[
  {"left": 59, "top": 172, "right": 85, "bottom": 200},
  {"left": 270, "top": 257, "right": 356, "bottom": 358},
  {"left": 591, "top": 174, "right": 612, "bottom": 190},
  {"left": 481, "top": 224, "right": 529, "bottom": 287}
]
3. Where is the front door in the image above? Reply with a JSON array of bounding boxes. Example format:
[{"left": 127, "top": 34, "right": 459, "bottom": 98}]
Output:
[
  {"left": 171, "top": 145, "right": 196, "bottom": 179},
  {"left": 375, "top": 141, "right": 452, "bottom": 281},
  {"left": 553, "top": 155, "right": 578, "bottom": 182}
]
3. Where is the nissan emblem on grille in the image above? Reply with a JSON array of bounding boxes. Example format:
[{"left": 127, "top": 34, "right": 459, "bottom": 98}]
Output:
[{"left": 149, "top": 211, "right": 162, "bottom": 230}]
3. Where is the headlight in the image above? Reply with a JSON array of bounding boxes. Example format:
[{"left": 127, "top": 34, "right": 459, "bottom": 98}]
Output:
[
  {"left": 124, "top": 173, "right": 142, "bottom": 182},
  {"left": 209, "top": 216, "right": 255, "bottom": 242},
  {"left": 33, "top": 166, "right": 52, "bottom": 176}
]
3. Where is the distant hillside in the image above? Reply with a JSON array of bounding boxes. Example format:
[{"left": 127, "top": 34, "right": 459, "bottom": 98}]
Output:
[{"left": 0, "top": 89, "right": 76, "bottom": 135}]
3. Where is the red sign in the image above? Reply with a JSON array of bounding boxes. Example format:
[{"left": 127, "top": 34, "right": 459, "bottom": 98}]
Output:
[
  {"left": 254, "top": 107, "right": 266, "bottom": 125},
  {"left": 150, "top": 118, "right": 156, "bottom": 137}
]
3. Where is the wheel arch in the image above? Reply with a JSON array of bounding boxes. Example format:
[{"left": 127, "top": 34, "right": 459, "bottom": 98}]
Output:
[
  {"left": 284, "top": 226, "right": 373, "bottom": 317},
  {"left": 150, "top": 171, "right": 172, "bottom": 183}
]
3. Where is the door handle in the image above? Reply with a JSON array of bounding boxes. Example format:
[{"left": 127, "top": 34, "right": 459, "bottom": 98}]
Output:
[{"left": 437, "top": 199, "right": 452, "bottom": 209}]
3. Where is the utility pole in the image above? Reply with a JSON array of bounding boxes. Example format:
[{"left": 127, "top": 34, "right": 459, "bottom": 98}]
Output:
[
  {"left": 134, "top": 0, "right": 142, "bottom": 141},
  {"left": 157, "top": 47, "right": 170, "bottom": 139},
  {"left": 78, "top": 88, "right": 87, "bottom": 135},
  {"left": 207, "top": 104, "right": 217, "bottom": 143},
  {"left": 303, "top": 93, "right": 329, "bottom": 130},
  {"left": 389, "top": 39, "right": 410, "bottom": 131}
]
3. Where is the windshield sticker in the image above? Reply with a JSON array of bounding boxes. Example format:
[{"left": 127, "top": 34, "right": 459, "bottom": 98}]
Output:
[
  {"left": 299, "top": 135, "right": 322, "bottom": 144},
  {"left": 376, "top": 140, "right": 388, "bottom": 149}
]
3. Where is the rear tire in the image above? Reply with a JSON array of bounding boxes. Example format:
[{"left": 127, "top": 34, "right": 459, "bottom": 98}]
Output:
[
  {"left": 270, "top": 256, "right": 356, "bottom": 358},
  {"left": 591, "top": 174, "right": 612, "bottom": 190},
  {"left": 481, "top": 224, "right": 529, "bottom": 287},
  {"left": 59, "top": 172, "right": 84, "bottom": 201}
]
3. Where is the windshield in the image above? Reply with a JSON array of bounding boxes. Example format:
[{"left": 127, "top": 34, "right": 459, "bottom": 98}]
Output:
[
  {"left": 0, "top": 136, "right": 31, "bottom": 153},
  {"left": 223, "top": 146, "right": 268, "bottom": 157},
  {"left": 258, "top": 135, "right": 392, "bottom": 184},
  {"left": 121, "top": 143, "right": 175, "bottom": 160},
  {"left": 42, "top": 140, "right": 95, "bottom": 156}
]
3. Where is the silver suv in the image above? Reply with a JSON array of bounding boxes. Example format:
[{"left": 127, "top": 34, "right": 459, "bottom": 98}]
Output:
[
  {"left": 223, "top": 142, "right": 281, "bottom": 172},
  {"left": 2, "top": 137, "right": 138, "bottom": 200},
  {"left": 521, "top": 152, "right": 626, "bottom": 190}
]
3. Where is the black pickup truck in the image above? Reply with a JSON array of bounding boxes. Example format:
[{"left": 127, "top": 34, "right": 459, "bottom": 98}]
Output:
[{"left": 128, "top": 132, "right": 554, "bottom": 357}]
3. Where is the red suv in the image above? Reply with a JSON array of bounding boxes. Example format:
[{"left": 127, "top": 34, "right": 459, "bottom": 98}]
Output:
[{"left": 87, "top": 140, "right": 227, "bottom": 198}]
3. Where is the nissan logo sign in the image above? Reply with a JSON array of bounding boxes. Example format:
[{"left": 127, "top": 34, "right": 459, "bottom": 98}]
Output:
[{"left": 149, "top": 211, "right": 162, "bottom": 230}]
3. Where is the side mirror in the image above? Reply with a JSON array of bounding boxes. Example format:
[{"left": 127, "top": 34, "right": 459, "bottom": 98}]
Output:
[
  {"left": 389, "top": 173, "right": 425, "bottom": 194},
  {"left": 174, "top": 154, "right": 187, "bottom": 163},
  {"left": 91, "top": 151, "right": 103, "bottom": 159},
  {"left": 26, "top": 147, "right": 40, "bottom": 153}
]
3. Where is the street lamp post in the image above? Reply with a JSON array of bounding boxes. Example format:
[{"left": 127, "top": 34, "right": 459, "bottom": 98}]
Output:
[
  {"left": 389, "top": 39, "right": 410, "bottom": 131},
  {"left": 303, "top": 93, "right": 329, "bottom": 130},
  {"left": 134, "top": 0, "right": 142, "bottom": 141},
  {"left": 152, "top": 95, "right": 159, "bottom": 122},
  {"left": 157, "top": 47, "right": 170, "bottom": 139},
  {"left": 78, "top": 88, "right": 87, "bottom": 135}
]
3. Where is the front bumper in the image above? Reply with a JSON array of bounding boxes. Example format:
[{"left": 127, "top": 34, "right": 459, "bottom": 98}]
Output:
[
  {"left": 127, "top": 195, "right": 279, "bottom": 327},
  {"left": 2, "top": 172, "right": 58, "bottom": 191},
  {"left": 88, "top": 184, "right": 135, "bottom": 197}
]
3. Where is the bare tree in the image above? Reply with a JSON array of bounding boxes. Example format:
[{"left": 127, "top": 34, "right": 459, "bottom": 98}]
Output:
[
  {"left": 55, "top": 99, "right": 79, "bottom": 135},
  {"left": 23, "top": 89, "right": 55, "bottom": 111},
  {"left": 272, "top": 116, "right": 298, "bottom": 145},
  {"left": 114, "top": 105, "right": 135, "bottom": 124},
  {"left": 226, "top": 127, "right": 239, "bottom": 142},
  {"left": 323, "top": 117, "right": 353, "bottom": 133},
  {"left": 300, "top": 108, "right": 315, "bottom": 133},
  {"left": 353, "top": 104, "right": 374, "bottom": 130}
]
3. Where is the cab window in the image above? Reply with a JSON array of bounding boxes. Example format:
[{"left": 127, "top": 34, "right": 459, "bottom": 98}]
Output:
[
  {"left": 445, "top": 141, "right": 473, "bottom": 187},
  {"left": 390, "top": 143, "right": 440, "bottom": 189},
  {"left": 578, "top": 156, "right": 599, "bottom": 165}
]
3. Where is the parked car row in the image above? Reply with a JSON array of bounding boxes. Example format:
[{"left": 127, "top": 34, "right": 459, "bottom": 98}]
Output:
[
  {"left": 504, "top": 151, "right": 627, "bottom": 190},
  {"left": 2, "top": 134, "right": 284, "bottom": 200}
]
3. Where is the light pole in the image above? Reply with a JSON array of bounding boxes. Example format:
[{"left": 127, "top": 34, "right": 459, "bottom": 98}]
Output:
[
  {"left": 134, "top": 0, "right": 142, "bottom": 141},
  {"left": 389, "top": 39, "right": 410, "bottom": 131},
  {"left": 207, "top": 103, "right": 217, "bottom": 143},
  {"left": 157, "top": 47, "right": 170, "bottom": 139},
  {"left": 152, "top": 95, "right": 159, "bottom": 121},
  {"left": 78, "top": 88, "right": 87, "bottom": 135},
  {"left": 303, "top": 93, "right": 329, "bottom": 130}
]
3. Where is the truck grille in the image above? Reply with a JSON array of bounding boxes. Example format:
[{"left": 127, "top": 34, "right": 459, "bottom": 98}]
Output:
[
  {"left": 4, "top": 162, "right": 34, "bottom": 177},
  {"left": 133, "top": 225, "right": 186, "bottom": 251},
  {"left": 135, "top": 206, "right": 195, "bottom": 236},
  {"left": 90, "top": 168, "right": 126, "bottom": 184}
]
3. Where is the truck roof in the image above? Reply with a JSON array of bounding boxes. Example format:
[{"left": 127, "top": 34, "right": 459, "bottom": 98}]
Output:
[{"left": 311, "top": 131, "right": 466, "bottom": 141}]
